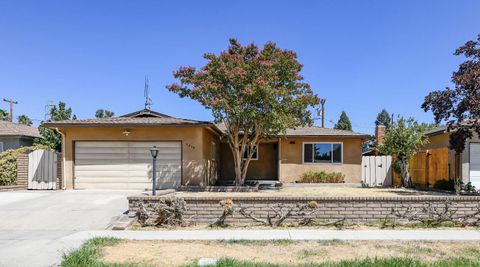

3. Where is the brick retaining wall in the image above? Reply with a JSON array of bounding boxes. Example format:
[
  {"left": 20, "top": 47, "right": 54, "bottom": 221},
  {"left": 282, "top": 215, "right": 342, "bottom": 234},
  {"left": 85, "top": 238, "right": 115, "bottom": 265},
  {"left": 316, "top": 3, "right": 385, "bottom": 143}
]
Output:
[{"left": 128, "top": 195, "right": 480, "bottom": 224}]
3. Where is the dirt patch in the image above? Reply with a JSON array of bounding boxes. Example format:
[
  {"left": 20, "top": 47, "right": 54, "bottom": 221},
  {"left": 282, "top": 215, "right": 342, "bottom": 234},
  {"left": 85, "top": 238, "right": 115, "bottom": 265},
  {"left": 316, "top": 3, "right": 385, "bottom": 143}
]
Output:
[
  {"left": 175, "top": 186, "right": 449, "bottom": 198},
  {"left": 100, "top": 240, "right": 480, "bottom": 267}
]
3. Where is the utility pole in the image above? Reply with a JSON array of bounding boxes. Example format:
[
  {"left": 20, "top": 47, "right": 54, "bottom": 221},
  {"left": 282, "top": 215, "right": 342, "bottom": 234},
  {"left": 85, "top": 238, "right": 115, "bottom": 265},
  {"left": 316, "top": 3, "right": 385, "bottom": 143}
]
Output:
[
  {"left": 319, "top": 98, "right": 326, "bottom": 128},
  {"left": 3, "top": 98, "right": 18, "bottom": 122}
]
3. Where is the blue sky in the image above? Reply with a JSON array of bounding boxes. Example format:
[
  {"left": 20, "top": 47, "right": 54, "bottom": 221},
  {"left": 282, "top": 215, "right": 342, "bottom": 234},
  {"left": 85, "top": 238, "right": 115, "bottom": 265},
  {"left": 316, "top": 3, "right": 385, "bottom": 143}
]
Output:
[{"left": 0, "top": 1, "right": 479, "bottom": 133}]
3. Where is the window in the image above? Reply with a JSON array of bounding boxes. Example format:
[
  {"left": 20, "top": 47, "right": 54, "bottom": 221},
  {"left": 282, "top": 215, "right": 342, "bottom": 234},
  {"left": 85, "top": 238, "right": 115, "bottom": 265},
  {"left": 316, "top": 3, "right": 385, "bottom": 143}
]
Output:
[
  {"left": 303, "top": 143, "right": 342, "bottom": 164},
  {"left": 210, "top": 142, "right": 217, "bottom": 161},
  {"left": 0, "top": 142, "right": 3, "bottom": 152},
  {"left": 242, "top": 145, "right": 258, "bottom": 160}
]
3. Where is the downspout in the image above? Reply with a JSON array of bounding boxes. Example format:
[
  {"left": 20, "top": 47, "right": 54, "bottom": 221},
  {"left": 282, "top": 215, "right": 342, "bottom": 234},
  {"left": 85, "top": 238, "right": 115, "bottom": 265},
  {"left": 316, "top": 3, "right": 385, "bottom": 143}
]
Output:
[{"left": 54, "top": 127, "right": 67, "bottom": 190}]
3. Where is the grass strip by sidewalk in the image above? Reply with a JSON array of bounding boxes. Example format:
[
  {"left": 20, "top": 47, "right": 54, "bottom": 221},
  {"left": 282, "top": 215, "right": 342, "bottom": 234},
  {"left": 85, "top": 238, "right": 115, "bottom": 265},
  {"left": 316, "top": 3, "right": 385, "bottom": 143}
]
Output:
[
  {"left": 182, "top": 257, "right": 480, "bottom": 267},
  {"left": 62, "top": 237, "right": 480, "bottom": 267},
  {"left": 61, "top": 237, "right": 150, "bottom": 267}
]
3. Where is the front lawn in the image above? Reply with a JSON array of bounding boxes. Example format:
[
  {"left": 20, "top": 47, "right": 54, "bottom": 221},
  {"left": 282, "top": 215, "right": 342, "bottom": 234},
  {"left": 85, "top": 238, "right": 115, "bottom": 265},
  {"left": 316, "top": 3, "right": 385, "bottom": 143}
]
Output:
[{"left": 62, "top": 238, "right": 480, "bottom": 267}]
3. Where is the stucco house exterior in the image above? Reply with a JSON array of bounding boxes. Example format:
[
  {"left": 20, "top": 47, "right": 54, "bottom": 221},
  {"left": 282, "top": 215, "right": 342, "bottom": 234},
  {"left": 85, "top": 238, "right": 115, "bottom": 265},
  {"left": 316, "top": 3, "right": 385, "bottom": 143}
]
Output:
[
  {"left": 424, "top": 126, "right": 480, "bottom": 188},
  {"left": 43, "top": 109, "right": 370, "bottom": 190},
  {"left": 0, "top": 120, "right": 41, "bottom": 152}
]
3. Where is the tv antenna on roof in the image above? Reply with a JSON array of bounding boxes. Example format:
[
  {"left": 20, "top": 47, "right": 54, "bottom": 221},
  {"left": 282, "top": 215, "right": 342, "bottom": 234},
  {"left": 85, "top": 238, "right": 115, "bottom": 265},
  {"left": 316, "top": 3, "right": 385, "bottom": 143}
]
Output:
[{"left": 144, "top": 76, "right": 152, "bottom": 110}]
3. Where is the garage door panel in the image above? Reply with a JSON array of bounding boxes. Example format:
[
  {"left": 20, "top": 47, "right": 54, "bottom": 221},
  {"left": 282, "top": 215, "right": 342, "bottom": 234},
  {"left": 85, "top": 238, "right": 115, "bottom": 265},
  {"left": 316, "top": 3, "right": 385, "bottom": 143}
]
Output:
[
  {"left": 74, "top": 141, "right": 182, "bottom": 190},
  {"left": 129, "top": 142, "right": 181, "bottom": 148},
  {"left": 75, "top": 153, "right": 129, "bottom": 160},
  {"left": 470, "top": 143, "right": 480, "bottom": 188},
  {"left": 76, "top": 142, "right": 129, "bottom": 148},
  {"left": 74, "top": 159, "right": 130, "bottom": 166},
  {"left": 75, "top": 147, "right": 129, "bottom": 154}
]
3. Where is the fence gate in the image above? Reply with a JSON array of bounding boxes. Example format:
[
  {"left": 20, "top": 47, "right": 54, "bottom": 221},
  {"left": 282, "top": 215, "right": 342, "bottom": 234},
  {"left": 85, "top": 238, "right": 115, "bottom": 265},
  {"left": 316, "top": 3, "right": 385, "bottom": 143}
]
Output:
[
  {"left": 362, "top": 155, "right": 392, "bottom": 187},
  {"left": 28, "top": 150, "right": 57, "bottom": 190}
]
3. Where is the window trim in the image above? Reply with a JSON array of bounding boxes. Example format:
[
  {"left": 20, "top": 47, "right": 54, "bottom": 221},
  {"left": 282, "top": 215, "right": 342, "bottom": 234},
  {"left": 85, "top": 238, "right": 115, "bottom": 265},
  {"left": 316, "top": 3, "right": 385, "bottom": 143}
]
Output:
[
  {"left": 242, "top": 145, "right": 258, "bottom": 161},
  {"left": 302, "top": 142, "right": 343, "bottom": 164}
]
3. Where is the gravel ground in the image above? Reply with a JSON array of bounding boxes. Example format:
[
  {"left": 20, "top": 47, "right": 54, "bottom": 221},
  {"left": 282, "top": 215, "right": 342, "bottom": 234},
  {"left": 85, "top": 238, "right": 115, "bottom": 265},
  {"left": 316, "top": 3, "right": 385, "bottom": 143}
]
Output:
[{"left": 175, "top": 186, "right": 450, "bottom": 198}]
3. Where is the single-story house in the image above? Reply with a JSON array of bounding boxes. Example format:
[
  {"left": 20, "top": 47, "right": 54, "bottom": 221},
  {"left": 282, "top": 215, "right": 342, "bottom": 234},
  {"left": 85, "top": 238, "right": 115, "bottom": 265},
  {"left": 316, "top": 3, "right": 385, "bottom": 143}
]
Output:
[
  {"left": 0, "top": 120, "right": 41, "bottom": 152},
  {"left": 43, "top": 109, "right": 370, "bottom": 190},
  {"left": 424, "top": 126, "right": 480, "bottom": 188}
]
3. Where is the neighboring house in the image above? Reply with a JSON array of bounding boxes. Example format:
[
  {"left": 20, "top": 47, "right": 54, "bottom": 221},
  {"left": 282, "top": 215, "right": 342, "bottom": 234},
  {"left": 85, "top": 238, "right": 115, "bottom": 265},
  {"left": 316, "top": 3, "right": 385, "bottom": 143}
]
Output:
[
  {"left": 43, "top": 109, "right": 370, "bottom": 190},
  {"left": 0, "top": 120, "right": 41, "bottom": 152},
  {"left": 424, "top": 126, "right": 480, "bottom": 188}
]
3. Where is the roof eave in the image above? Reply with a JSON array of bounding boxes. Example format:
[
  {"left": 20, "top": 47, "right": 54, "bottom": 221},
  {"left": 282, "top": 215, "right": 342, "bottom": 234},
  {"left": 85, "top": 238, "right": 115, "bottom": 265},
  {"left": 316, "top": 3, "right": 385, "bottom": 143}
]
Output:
[{"left": 42, "top": 122, "right": 215, "bottom": 128}]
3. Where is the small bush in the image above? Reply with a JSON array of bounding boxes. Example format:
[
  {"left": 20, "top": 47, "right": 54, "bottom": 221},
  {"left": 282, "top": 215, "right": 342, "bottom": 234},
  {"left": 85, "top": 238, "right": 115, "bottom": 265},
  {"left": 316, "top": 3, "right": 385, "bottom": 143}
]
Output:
[
  {"left": 434, "top": 179, "right": 478, "bottom": 194},
  {"left": 0, "top": 145, "right": 49, "bottom": 186},
  {"left": 297, "top": 171, "right": 345, "bottom": 183},
  {"left": 433, "top": 179, "right": 455, "bottom": 191}
]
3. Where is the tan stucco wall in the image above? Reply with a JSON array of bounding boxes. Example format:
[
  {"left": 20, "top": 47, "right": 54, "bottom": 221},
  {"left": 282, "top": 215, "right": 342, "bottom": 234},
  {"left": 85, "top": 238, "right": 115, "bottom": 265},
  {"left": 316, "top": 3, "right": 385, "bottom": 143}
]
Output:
[
  {"left": 202, "top": 128, "right": 222, "bottom": 185},
  {"left": 279, "top": 137, "right": 363, "bottom": 183},
  {"left": 58, "top": 126, "right": 212, "bottom": 189}
]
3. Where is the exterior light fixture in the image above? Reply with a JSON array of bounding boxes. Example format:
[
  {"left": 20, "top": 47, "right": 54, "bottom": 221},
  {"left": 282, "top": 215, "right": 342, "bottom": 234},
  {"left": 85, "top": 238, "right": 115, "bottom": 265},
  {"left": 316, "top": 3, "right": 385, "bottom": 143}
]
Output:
[
  {"left": 123, "top": 129, "right": 131, "bottom": 136},
  {"left": 150, "top": 146, "right": 159, "bottom": 196}
]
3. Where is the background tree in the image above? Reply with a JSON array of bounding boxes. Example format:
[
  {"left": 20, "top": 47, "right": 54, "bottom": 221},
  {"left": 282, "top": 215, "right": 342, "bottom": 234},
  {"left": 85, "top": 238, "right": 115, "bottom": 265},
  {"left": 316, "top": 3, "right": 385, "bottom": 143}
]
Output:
[
  {"left": 167, "top": 38, "right": 319, "bottom": 185},
  {"left": 422, "top": 34, "right": 480, "bottom": 154},
  {"left": 34, "top": 101, "right": 74, "bottom": 151},
  {"left": 95, "top": 109, "right": 115, "bottom": 118},
  {"left": 379, "top": 117, "right": 429, "bottom": 188},
  {"left": 0, "top": 109, "right": 8, "bottom": 121},
  {"left": 375, "top": 108, "right": 392, "bottom": 128},
  {"left": 17, "top": 115, "right": 32, "bottom": 126},
  {"left": 334, "top": 111, "right": 352, "bottom": 131}
]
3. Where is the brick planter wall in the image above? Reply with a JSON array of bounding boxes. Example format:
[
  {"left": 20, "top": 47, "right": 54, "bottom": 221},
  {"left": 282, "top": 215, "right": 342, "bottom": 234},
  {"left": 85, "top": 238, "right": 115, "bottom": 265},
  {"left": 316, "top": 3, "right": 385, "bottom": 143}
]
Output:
[
  {"left": 128, "top": 195, "right": 480, "bottom": 224},
  {"left": 16, "top": 153, "right": 29, "bottom": 188}
]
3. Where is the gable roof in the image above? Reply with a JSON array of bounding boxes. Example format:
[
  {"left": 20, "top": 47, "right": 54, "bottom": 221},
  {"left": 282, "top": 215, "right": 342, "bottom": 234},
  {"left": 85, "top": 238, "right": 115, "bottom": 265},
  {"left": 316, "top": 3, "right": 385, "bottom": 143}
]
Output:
[
  {"left": 0, "top": 121, "right": 41, "bottom": 138},
  {"left": 120, "top": 109, "right": 172, "bottom": 118},
  {"left": 42, "top": 109, "right": 213, "bottom": 128}
]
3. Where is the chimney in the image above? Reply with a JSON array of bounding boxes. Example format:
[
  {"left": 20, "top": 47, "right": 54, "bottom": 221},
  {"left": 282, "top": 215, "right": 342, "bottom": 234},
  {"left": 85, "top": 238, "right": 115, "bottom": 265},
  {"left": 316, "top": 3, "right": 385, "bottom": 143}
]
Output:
[{"left": 375, "top": 125, "right": 386, "bottom": 146}]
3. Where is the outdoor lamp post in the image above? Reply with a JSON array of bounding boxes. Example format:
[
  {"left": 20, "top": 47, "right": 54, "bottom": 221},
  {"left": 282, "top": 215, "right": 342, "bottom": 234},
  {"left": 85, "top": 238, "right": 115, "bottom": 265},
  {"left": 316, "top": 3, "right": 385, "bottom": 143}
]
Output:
[{"left": 150, "top": 146, "right": 159, "bottom": 196}]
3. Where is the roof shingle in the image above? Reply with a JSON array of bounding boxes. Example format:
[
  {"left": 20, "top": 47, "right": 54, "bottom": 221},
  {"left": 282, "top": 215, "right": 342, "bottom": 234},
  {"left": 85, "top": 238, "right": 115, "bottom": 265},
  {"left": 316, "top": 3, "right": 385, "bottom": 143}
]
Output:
[{"left": 0, "top": 121, "right": 41, "bottom": 138}]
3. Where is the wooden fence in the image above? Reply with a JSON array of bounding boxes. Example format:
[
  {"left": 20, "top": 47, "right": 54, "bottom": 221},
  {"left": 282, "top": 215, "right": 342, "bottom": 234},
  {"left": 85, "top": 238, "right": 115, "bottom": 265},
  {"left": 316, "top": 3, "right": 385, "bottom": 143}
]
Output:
[{"left": 393, "top": 147, "right": 449, "bottom": 187}]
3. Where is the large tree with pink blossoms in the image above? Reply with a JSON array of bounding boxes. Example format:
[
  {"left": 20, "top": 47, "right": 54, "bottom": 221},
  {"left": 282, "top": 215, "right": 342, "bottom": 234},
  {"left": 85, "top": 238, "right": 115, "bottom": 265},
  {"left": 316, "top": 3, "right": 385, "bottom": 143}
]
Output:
[{"left": 167, "top": 39, "right": 319, "bottom": 185}]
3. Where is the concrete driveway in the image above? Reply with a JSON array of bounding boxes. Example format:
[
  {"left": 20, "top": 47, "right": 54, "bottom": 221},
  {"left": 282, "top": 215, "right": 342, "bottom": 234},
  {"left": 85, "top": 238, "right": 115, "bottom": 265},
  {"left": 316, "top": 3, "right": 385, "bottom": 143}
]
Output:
[{"left": 0, "top": 190, "right": 138, "bottom": 267}]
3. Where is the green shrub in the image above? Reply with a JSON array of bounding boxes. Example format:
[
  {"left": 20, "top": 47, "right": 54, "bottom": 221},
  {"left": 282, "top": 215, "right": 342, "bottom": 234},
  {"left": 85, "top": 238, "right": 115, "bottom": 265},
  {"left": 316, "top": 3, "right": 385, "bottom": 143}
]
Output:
[
  {"left": 433, "top": 179, "right": 455, "bottom": 191},
  {"left": 297, "top": 171, "right": 345, "bottom": 183},
  {"left": 0, "top": 145, "right": 49, "bottom": 186},
  {"left": 434, "top": 179, "right": 478, "bottom": 194}
]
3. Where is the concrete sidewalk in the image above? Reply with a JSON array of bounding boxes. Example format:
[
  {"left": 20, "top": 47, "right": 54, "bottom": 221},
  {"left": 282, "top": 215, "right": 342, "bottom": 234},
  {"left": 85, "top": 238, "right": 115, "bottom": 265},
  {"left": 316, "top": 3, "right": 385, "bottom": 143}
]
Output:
[{"left": 64, "top": 229, "right": 480, "bottom": 242}]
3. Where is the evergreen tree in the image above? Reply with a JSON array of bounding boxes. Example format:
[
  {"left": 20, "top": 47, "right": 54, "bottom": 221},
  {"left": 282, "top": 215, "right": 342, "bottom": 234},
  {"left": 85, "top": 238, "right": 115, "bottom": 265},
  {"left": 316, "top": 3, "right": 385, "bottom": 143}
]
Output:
[
  {"left": 334, "top": 111, "right": 352, "bottom": 131},
  {"left": 375, "top": 108, "right": 391, "bottom": 128}
]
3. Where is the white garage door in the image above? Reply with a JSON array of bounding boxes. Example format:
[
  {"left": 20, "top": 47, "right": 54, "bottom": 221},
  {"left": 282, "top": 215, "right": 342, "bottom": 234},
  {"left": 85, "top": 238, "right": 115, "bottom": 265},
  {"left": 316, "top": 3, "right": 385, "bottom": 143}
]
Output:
[
  {"left": 471, "top": 143, "right": 480, "bottom": 188},
  {"left": 74, "top": 141, "right": 181, "bottom": 190}
]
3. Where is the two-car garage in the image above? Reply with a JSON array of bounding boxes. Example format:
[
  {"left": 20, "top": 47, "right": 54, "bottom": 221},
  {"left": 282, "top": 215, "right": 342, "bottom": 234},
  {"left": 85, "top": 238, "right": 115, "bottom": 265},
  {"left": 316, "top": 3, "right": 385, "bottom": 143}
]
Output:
[
  {"left": 470, "top": 143, "right": 480, "bottom": 189},
  {"left": 74, "top": 141, "right": 181, "bottom": 190}
]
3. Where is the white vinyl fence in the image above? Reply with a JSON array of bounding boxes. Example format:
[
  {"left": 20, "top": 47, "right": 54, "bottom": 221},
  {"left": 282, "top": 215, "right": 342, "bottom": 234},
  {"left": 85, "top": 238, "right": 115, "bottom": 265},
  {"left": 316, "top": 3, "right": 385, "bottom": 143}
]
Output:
[
  {"left": 28, "top": 150, "right": 57, "bottom": 190},
  {"left": 361, "top": 155, "right": 392, "bottom": 187}
]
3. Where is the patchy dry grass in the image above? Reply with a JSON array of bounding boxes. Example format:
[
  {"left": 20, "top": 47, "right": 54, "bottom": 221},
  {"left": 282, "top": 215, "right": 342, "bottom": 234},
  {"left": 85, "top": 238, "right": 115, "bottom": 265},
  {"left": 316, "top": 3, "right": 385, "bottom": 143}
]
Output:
[{"left": 99, "top": 240, "right": 480, "bottom": 267}]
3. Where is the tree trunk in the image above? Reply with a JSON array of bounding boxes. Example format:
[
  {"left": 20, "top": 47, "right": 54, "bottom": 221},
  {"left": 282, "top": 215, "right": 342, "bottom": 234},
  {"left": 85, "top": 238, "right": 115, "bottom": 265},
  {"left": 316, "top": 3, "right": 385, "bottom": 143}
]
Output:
[
  {"left": 398, "top": 157, "right": 413, "bottom": 188},
  {"left": 233, "top": 148, "right": 242, "bottom": 186}
]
